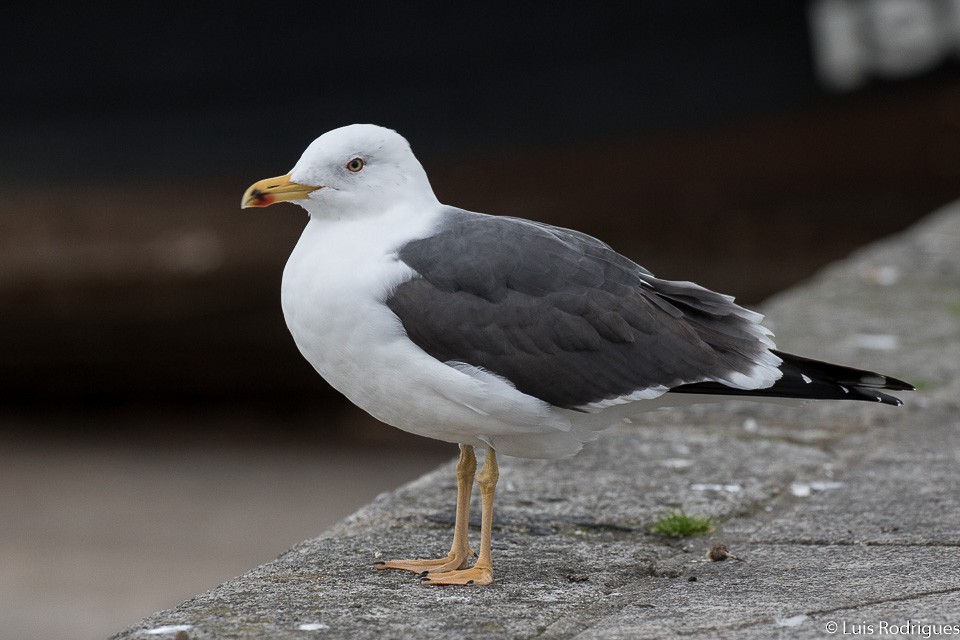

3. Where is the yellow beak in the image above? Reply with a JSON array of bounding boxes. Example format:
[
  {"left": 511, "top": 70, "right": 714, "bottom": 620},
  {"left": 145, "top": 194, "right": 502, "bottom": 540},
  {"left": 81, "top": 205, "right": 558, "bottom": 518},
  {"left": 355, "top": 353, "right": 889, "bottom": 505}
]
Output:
[{"left": 240, "top": 173, "right": 322, "bottom": 209}]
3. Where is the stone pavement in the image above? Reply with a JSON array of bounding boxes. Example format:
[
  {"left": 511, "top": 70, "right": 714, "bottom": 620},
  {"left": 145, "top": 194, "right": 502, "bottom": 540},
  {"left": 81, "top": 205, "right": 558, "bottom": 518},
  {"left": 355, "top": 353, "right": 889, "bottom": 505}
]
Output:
[{"left": 112, "top": 203, "right": 960, "bottom": 639}]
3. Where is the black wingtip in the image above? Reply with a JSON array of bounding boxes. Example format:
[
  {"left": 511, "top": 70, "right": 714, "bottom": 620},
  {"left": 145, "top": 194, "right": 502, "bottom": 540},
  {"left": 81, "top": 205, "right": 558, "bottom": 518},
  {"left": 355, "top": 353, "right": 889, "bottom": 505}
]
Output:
[
  {"left": 669, "top": 351, "right": 914, "bottom": 406},
  {"left": 877, "top": 375, "right": 915, "bottom": 392},
  {"left": 873, "top": 390, "right": 906, "bottom": 407}
]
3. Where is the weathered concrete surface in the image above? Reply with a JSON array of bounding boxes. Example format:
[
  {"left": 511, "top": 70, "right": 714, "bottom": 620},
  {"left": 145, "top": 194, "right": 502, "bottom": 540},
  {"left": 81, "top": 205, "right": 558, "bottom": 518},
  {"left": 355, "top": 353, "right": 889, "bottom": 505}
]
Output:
[{"left": 113, "top": 203, "right": 960, "bottom": 639}]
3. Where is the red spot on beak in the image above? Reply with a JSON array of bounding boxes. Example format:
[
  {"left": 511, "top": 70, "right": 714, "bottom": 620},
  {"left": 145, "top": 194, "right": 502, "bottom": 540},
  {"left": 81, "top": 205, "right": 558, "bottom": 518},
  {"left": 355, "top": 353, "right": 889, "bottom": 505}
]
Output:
[{"left": 251, "top": 190, "right": 275, "bottom": 207}]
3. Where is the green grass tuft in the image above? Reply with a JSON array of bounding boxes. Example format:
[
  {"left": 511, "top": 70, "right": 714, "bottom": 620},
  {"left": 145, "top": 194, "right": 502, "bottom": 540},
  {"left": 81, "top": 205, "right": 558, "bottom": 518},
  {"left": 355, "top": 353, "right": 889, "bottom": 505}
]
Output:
[{"left": 650, "top": 509, "right": 714, "bottom": 538}]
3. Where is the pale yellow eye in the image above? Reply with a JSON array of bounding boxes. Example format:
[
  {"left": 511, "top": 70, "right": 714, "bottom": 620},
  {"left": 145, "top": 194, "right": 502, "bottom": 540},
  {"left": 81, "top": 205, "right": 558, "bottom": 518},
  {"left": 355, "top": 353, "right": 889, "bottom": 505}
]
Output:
[{"left": 346, "top": 157, "right": 365, "bottom": 172}]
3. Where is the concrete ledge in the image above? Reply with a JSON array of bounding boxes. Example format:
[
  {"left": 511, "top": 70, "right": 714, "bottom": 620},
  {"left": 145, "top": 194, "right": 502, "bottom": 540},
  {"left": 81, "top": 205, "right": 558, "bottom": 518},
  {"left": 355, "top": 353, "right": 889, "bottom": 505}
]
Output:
[{"left": 113, "top": 204, "right": 960, "bottom": 639}]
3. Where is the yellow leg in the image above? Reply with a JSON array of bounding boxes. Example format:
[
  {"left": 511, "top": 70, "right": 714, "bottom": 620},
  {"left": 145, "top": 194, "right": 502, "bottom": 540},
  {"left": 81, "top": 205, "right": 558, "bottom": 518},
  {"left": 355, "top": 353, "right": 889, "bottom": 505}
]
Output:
[
  {"left": 421, "top": 448, "right": 498, "bottom": 586},
  {"left": 375, "top": 444, "right": 477, "bottom": 574}
]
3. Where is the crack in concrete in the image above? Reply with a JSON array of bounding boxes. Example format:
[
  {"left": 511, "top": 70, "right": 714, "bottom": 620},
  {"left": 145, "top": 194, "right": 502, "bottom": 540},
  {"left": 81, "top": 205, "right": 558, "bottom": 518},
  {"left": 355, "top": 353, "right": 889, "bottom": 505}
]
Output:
[
  {"left": 806, "top": 584, "right": 960, "bottom": 617},
  {"left": 704, "top": 584, "right": 960, "bottom": 637},
  {"left": 748, "top": 540, "right": 960, "bottom": 548}
]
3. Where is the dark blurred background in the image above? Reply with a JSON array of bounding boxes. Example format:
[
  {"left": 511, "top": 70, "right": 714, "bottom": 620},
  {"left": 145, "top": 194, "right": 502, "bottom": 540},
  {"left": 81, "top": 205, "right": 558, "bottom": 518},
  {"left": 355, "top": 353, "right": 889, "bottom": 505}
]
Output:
[{"left": 3, "top": 1, "right": 959, "bottom": 638}]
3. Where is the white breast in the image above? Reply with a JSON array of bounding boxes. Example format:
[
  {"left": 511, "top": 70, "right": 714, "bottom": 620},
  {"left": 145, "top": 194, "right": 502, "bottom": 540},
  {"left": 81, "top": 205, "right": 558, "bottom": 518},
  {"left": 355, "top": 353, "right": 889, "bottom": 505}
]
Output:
[
  {"left": 279, "top": 206, "right": 571, "bottom": 451},
  {"left": 281, "top": 207, "right": 434, "bottom": 416}
]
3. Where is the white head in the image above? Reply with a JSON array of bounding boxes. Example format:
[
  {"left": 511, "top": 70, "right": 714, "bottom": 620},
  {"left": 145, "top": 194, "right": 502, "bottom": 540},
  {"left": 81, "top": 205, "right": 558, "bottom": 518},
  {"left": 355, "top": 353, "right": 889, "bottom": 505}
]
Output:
[{"left": 241, "top": 124, "right": 439, "bottom": 218}]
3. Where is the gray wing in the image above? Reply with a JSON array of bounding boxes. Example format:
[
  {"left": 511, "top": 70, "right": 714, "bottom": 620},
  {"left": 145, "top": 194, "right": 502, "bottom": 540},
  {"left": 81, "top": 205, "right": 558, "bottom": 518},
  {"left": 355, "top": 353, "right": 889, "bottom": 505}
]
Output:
[{"left": 386, "top": 209, "right": 780, "bottom": 411}]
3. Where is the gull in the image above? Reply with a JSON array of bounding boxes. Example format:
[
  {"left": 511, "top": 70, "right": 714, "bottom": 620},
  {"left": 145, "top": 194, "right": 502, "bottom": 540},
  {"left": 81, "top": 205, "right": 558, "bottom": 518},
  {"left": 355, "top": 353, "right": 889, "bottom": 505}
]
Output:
[{"left": 241, "top": 124, "right": 912, "bottom": 586}]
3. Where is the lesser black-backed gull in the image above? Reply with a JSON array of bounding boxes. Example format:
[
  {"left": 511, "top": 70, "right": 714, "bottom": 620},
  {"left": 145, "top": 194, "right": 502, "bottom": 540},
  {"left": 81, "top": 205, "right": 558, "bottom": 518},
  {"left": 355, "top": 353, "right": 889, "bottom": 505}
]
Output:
[{"left": 241, "top": 124, "right": 912, "bottom": 586}]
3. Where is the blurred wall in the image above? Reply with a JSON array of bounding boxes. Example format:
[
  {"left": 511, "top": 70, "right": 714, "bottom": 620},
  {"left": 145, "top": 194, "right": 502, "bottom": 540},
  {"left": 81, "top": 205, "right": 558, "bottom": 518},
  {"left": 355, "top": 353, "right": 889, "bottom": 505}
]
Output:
[{"left": 3, "top": 1, "right": 959, "bottom": 429}]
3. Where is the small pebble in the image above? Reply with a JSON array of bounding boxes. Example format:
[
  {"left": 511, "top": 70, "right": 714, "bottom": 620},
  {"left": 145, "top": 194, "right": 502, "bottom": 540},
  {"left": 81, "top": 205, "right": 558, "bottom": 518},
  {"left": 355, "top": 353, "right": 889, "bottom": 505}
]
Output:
[{"left": 707, "top": 543, "right": 745, "bottom": 562}]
